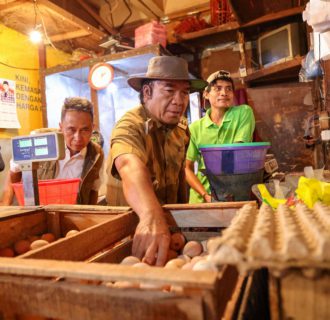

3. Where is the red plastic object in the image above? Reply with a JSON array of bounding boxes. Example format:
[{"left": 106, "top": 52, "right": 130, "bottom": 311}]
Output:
[
  {"left": 135, "top": 21, "right": 167, "bottom": 48},
  {"left": 12, "top": 178, "right": 81, "bottom": 206},
  {"left": 210, "top": 0, "right": 233, "bottom": 26}
]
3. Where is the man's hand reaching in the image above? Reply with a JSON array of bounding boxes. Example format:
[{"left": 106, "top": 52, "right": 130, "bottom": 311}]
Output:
[{"left": 132, "top": 214, "right": 170, "bottom": 266}]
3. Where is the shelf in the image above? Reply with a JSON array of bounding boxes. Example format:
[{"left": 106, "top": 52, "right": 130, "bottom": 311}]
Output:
[
  {"left": 172, "top": 6, "right": 305, "bottom": 43},
  {"left": 175, "top": 21, "right": 239, "bottom": 41},
  {"left": 243, "top": 56, "right": 303, "bottom": 84}
]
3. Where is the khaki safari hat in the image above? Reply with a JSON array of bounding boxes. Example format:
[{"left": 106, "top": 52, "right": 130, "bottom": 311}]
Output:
[{"left": 128, "top": 56, "right": 207, "bottom": 92}]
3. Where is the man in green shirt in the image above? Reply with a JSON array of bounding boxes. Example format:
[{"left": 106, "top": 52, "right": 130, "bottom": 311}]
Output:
[{"left": 186, "top": 70, "right": 255, "bottom": 203}]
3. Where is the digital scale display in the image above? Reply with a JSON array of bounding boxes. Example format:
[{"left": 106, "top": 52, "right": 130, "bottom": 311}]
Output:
[{"left": 12, "top": 132, "right": 64, "bottom": 163}]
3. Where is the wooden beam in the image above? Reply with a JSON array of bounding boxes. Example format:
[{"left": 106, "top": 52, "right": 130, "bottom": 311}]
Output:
[
  {"left": 241, "top": 6, "right": 305, "bottom": 28},
  {"left": 0, "top": 257, "right": 218, "bottom": 287},
  {"left": 37, "top": 0, "right": 106, "bottom": 39},
  {"left": 137, "top": 0, "right": 164, "bottom": 18},
  {"left": 244, "top": 56, "right": 303, "bottom": 82},
  {"left": 74, "top": 0, "right": 118, "bottom": 35},
  {"left": 90, "top": 87, "right": 99, "bottom": 131},
  {"left": 176, "top": 21, "right": 239, "bottom": 41},
  {"left": 49, "top": 29, "right": 92, "bottom": 42},
  {"left": 0, "top": 0, "right": 29, "bottom": 11},
  {"left": 130, "top": 0, "right": 158, "bottom": 19}
]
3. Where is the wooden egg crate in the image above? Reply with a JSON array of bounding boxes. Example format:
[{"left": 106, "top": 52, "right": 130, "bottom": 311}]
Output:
[
  {"left": 0, "top": 205, "right": 131, "bottom": 259},
  {"left": 0, "top": 201, "right": 256, "bottom": 320}
]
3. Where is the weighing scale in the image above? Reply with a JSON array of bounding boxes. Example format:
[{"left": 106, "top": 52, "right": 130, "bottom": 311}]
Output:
[{"left": 11, "top": 132, "right": 65, "bottom": 205}]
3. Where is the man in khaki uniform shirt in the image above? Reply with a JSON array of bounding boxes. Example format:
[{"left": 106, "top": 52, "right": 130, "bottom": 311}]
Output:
[{"left": 107, "top": 56, "right": 207, "bottom": 266}]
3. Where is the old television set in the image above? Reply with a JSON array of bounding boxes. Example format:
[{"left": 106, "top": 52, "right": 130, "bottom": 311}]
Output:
[{"left": 258, "top": 23, "right": 305, "bottom": 68}]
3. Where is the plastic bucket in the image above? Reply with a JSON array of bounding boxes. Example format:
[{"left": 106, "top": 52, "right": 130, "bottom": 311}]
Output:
[
  {"left": 206, "top": 170, "right": 264, "bottom": 202},
  {"left": 12, "top": 178, "right": 81, "bottom": 206},
  {"left": 200, "top": 142, "right": 270, "bottom": 175}
]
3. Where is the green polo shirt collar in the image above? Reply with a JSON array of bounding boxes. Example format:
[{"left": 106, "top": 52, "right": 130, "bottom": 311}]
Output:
[{"left": 204, "top": 108, "right": 232, "bottom": 128}]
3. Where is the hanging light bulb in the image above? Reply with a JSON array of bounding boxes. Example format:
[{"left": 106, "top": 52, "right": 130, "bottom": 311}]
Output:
[{"left": 29, "top": 28, "right": 42, "bottom": 43}]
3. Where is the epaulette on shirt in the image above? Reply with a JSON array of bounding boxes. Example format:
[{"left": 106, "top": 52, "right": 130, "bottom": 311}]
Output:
[{"left": 177, "top": 118, "right": 188, "bottom": 130}]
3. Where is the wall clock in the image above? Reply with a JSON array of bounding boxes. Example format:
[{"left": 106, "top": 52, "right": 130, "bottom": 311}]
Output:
[{"left": 88, "top": 63, "right": 114, "bottom": 90}]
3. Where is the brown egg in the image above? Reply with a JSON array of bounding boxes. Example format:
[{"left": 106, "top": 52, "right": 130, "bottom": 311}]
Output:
[
  {"left": 120, "top": 256, "right": 140, "bottom": 265},
  {"left": 170, "top": 232, "right": 186, "bottom": 251},
  {"left": 65, "top": 230, "right": 79, "bottom": 237},
  {"left": 41, "top": 233, "right": 55, "bottom": 243},
  {"left": 30, "top": 239, "right": 49, "bottom": 250},
  {"left": 27, "top": 235, "right": 39, "bottom": 243},
  {"left": 190, "top": 256, "right": 205, "bottom": 266},
  {"left": 166, "top": 249, "right": 178, "bottom": 262},
  {"left": 177, "top": 254, "right": 191, "bottom": 263},
  {"left": 182, "top": 241, "right": 203, "bottom": 258},
  {"left": 103, "top": 281, "right": 114, "bottom": 288},
  {"left": 192, "top": 260, "right": 218, "bottom": 271},
  {"left": 14, "top": 240, "right": 31, "bottom": 255},
  {"left": 164, "top": 258, "right": 186, "bottom": 269},
  {"left": 140, "top": 282, "right": 164, "bottom": 290},
  {"left": 0, "top": 247, "right": 15, "bottom": 257},
  {"left": 133, "top": 262, "right": 150, "bottom": 268},
  {"left": 181, "top": 262, "right": 194, "bottom": 270},
  {"left": 170, "top": 285, "right": 184, "bottom": 293}
]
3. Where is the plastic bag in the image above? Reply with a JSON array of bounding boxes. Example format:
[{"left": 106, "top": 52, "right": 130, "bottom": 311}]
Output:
[{"left": 295, "top": 176, "right": 330, "bottom": 208}]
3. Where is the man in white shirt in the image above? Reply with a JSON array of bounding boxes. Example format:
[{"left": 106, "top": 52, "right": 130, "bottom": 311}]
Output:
[{"left": 1, "top": 97, "right": 104, "bottom": 205}]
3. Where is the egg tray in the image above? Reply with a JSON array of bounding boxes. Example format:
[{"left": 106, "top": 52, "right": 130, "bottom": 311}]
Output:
[
  {"left": 0, "top": 202, "right": 256, "bottom": 320},
  {"left": 208, "top": 202, "right": 330, "bottom": 277}
]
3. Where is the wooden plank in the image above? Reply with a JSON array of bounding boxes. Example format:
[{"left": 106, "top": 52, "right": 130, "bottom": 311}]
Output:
[
  {"left": 0, "top": 257, "right": 218, "bottom": 288},
  {"left": 222, "top": 276, "right": 247, "bottom": 319},
  {"left": 19, "top": 212, "right": 138, "bottom": 261},
  {"left": 169, "top": 208, "right": 237, "bottom": 228},
  {"left": 43, "top": 204, "right": 131, "bottom": 212},
  {"left": 0, "top": 274, "right": 204, "bottom": 320},
  {"left": 268, "top": 276, "right": 281, "bottom": 320},
  {"left": 42, "top": 44, "right": 166, "bottom": 76},
  {"left": 165, "top": 201, "right": 256, "bottom": 228},
  {"left": 176, "top": 21, "right": 240, "bottom": 41},
  {"left": 130, "top": 0, "right": 159, "bottom": 19},
  {"left": 87, "top": 239, "right": 133, "bottom": 263},
  {"left": 0, "top": 207, "right": 43, "bottom": 220},
  {"left": 90, "top": 86, "right": 99, "bottom": 130},
  {"left": 37, "top": 0, "right": 106, "bottom": 38},
  {"left": 136, "top": 0, "right": 164, "bottom": 18},
  {"left": 241, "top": 6, "right": 305, "bottom": 28},
  {"left": 46, "top": 211, "right": 61, "bottom": 239},
  {"left": 0, "top": 0, "right": 29, "bottom": 11},
  {"left": 50, "top": 29, "right": 92, "bottom": 42},
  {"left": 279, "top": 272, "right": 330, "bottom": 320},
  {"left": 214, "top": 265, "right": 239, "bottom": 317},
  {"left": 75, "top": 0, "right": 118, "bottom": 35},
  {"left": 60, "top": 213, "right": 120, "bottom": 234},
  {"left": 163, "top": 201, "right": 256, "bottom": 210},
  {"left": 0, "top": 212, "right": 47, "bottom": 248},
  {"left": 244, "top": 56, "right": 303, "bottom": 82}
]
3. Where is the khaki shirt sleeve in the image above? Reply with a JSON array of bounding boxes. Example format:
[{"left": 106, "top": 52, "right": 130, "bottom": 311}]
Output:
[{"left": 109, "top": 117, "right": 147, "bottom": 180}]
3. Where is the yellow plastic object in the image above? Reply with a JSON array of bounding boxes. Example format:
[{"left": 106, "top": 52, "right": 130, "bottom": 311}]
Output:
[
  {"left": 296, "top": 176, "right": 330, "bottom": 208},
  {"left": 257, "top": 184, "right": 286, "bottom": 209}
]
